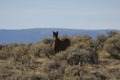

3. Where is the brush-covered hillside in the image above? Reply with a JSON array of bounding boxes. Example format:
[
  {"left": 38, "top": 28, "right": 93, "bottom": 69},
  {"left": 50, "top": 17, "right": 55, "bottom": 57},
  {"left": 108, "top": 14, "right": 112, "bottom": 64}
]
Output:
[{"left": 0, "top": 31, "right": 120, "bottom": 80}]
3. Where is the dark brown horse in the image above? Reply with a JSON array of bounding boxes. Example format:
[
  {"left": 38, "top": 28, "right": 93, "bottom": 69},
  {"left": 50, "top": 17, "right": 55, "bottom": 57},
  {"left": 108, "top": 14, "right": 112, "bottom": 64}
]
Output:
[{"left": 52, "top": 31, "right": 70, "bottom": 53}]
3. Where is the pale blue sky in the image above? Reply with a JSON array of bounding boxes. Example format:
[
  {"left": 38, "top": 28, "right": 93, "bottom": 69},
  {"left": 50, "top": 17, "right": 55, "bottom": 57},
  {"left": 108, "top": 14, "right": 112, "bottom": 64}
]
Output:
[{"left": 0, "top": 0, "right": 120, "bottom": 30}]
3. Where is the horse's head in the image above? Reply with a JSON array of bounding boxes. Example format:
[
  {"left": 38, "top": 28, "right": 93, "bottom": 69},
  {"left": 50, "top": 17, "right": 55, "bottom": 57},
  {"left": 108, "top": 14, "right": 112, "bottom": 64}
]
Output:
[{"left": 53, "top": 31, "right": 58, "bottom": 38}]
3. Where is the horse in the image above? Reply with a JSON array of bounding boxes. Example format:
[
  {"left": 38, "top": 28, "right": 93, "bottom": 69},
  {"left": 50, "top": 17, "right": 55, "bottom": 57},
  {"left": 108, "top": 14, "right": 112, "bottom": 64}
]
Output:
[{"left": 52, "top": 31, "right": 70, "bottom": 53}]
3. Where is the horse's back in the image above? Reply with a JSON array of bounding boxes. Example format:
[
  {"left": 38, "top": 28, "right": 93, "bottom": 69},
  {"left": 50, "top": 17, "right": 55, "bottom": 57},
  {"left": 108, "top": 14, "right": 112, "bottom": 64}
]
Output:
[
  {"left": 60, "top": 38, "right": 70, "bottom": 50},
  {"left": 62, "top": 38, "right": 70, "bottom": 46}
]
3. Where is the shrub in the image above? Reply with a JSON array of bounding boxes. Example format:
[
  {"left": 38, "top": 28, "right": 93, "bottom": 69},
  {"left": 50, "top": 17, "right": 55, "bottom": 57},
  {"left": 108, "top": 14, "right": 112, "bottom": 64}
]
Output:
[
  {"left": 12, "top": 45, "right": 28, "bottom": 60},
  {"left": 67, "top": 49, "right": 98, "bottom": 66},
  {"left": 0, "top": 44, "right": 28, "bottom": 60},
  {"left": 29, "top": 42, "right": 54, "bottom": 58},
  {"left": 42, "top": 38, "right": 53, "bottom": 45},
  {"left": 64, "top": 66, "right": 80, "bottom": 77},
  {"left": 47, "top": 61, "right": 60, "bottom": 71},
  {"left": 107, "top": 31, "right": 118, "bottom": 38},
  {"left": 16, "top": 73, "right": 48, "bottom": 80},
  {"left": 104, "top": 33, "right": 120, "bottom": 59},
  {"left": 95, "top": 34, "right": 107, "bottom": 51},
  {"left": 48, "top": 70, "right": 63, "bottom": 80},
  {"left": 71, "top": 35, "right": 92, "bottom": 46},
  {"left": 0, "top": 49, "right": 12, "bottom": 60}
]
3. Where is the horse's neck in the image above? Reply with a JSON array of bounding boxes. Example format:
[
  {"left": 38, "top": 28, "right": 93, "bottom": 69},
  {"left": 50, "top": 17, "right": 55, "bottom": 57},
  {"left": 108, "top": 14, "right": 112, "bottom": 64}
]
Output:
[
  {"left": 53, "top": 37, "right": 58, "bottom": 40},
  {"left": 53, "top": 37, "right": 61, "bottom": 42}
]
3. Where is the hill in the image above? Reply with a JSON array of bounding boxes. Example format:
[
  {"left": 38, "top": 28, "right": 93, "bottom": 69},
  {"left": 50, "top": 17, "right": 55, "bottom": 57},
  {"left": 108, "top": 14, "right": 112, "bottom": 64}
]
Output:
[{"left": 0, "top": 28, "right": 118, "bottom": 44}]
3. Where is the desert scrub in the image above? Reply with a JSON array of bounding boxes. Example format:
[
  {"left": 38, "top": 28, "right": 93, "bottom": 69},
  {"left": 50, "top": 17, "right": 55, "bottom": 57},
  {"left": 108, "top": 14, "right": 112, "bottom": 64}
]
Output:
[
  {"left": 64, "top": 65, "right": 82, "bottom": 80},
  {"left": 71, "top": 35, "right": 92, "bottom": 46},
  {"left": 12, "top": 44, "right": 29, "bottom": 60},
  {"left": 67, "top": 49, "right": 90, "bottom": 66},
  {"left": 29, "top": 42, "right": 54, "bottom": 58},
  {"left": 0, "top": 44, "right": 27, "bottom": 60},
  {"left": 0, "top": 45, "right": 13, "bottom": 59},
  {"left": 42, "top": 38, "right": 53, "bottom": 45},
  {"left": 0, "top": 49, "right": 11, "bottom": 60},
  {"left": 104, "top": 33, "right": 120, "bottom": 59},
  {"left": 48, "top": 70, "right": 63, "bottom": 80},
  {"left": 41, "top": 60, "right": 60, "bottom": 73},
  {"left": 67, "top": 47, "right": 99, "bottom": 66},
  {"left": 11, "top": 72, "right": 48, "bottom": 80},
  {"left": 95, "top": 34, "right": 107, "bottom": 51}
]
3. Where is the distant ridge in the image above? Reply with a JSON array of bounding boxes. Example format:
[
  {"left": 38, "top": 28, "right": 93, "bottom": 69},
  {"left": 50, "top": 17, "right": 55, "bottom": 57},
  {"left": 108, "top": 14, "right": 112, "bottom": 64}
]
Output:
[{"left": 0, "top": 28, "right": 119, "bottom": 44}]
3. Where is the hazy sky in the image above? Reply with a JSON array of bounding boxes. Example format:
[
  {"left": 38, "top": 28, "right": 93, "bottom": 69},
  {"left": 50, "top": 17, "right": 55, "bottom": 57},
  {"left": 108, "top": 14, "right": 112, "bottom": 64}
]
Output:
[{"left": 0, "top": 0, "right": 120, "bottom": 30}]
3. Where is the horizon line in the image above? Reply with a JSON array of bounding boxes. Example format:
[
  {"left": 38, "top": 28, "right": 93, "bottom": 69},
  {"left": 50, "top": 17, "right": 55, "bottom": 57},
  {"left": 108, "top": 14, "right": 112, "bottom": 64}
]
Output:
[{"left": 0, "top": 27, "right": 119, "bottom": 31}]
